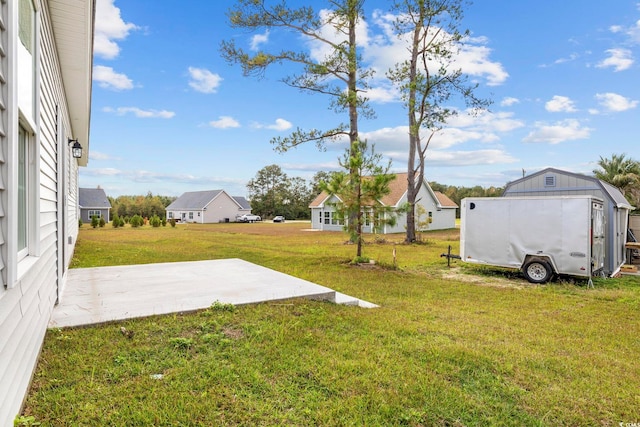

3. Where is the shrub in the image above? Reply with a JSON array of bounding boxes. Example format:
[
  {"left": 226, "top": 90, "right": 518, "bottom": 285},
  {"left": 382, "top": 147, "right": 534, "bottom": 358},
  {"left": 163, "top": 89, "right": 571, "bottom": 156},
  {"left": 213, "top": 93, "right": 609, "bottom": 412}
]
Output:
[
  {"left": 149, "top": 215, "right": 162, "bottom": 228},
  {"left": 130, "top": 214, "right": 144, "bottom": 228},
  {"left": 78, "top": 219, "right": 83, "bottom": 228},
  {"left": 99, "top": 217, "right": 106, "bottom": 227},
  {"left": 90, "top": 216, "right": 99, "bottom": 228},
  {"left": 169, "top": 219, "right": 177, "bottom": 228},
  {"left": 112, "top": 213, "right": 120, "bottom": 228},
  {"left": 119, "top": 217, "right": 125, "bottom": 227}
]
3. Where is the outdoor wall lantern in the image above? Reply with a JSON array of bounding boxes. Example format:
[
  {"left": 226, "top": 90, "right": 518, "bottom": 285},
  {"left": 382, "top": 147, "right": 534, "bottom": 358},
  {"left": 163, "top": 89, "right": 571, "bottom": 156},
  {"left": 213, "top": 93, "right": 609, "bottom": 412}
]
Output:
[{"left": 68, "top": 138, "right": 83, "bottom": 158}]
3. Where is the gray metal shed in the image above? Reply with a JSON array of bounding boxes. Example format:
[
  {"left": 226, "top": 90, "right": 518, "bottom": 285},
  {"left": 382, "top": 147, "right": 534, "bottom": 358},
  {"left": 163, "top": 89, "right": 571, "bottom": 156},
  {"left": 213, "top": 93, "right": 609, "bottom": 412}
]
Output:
[{"left": 503, "top": 168, "right": 634, "bottom": 276}]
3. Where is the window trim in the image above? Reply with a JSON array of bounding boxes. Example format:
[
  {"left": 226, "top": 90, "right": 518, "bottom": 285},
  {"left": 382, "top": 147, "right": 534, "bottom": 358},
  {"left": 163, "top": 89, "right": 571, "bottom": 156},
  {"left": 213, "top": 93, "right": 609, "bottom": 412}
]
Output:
[{"left": 15, "top": 120, "right": 40, "bottom": 268}]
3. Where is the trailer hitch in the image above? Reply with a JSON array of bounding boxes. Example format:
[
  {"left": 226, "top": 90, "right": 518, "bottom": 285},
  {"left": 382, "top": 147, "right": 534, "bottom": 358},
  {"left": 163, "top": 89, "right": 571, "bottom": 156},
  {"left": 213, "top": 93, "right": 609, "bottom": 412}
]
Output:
[{"left": 440, "top": 245, "right": 461, "bottom": 267}]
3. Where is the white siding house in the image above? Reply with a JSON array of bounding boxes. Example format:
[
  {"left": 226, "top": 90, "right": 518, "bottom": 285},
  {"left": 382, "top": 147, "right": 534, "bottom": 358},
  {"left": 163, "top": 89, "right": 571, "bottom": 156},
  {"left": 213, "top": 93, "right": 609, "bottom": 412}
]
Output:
[
  {"left": 166, "top": 190, "right": 252, "bottom": 223},
  {"left": 309, "top": 173, "right": 458, "bottom": 233},
  {"left": 0, "top": 0, "right": 94, "bottom": 424}
]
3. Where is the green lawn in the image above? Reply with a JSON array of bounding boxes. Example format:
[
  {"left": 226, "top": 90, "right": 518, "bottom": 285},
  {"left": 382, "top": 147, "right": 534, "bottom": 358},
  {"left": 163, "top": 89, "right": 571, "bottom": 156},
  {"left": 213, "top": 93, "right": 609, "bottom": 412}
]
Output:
[{"left": 20, "top": 222, "right": 640, "bottom": 426}]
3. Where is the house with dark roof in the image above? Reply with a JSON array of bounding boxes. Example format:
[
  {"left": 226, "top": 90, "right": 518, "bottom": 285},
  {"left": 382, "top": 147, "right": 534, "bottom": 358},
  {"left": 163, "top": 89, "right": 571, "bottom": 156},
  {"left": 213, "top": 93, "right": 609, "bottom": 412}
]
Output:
[
  {"left": 166, "top": 190, "right": 251, "bottom": 223},
  {"left": 309, "top": 173, "right": 458, "bottom": 233},
  {"left": 79, "top": 187, "right": 112, "bottom": 223},
  {"left": 503, "top": 167, "right": 634, "bottom": 275}
]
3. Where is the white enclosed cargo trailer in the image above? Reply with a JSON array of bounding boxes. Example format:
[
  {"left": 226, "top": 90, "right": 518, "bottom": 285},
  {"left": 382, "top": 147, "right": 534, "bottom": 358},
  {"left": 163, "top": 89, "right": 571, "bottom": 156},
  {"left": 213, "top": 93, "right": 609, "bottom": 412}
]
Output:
[{"left": 460, "top": 196, "right": 606, "bottom": 283}]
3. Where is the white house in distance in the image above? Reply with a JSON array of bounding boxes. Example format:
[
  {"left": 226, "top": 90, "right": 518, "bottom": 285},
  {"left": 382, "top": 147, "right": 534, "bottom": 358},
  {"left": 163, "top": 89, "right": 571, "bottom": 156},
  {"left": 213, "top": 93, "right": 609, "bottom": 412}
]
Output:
[
  {"left": 0, "top": 0, "right": 94, "bottom": 424},
  {"left": 309, "top": 173, "right": 458, "bottom": 233},
  {"left": 166, "top": 190, "right": 252, "bottom": 223}
]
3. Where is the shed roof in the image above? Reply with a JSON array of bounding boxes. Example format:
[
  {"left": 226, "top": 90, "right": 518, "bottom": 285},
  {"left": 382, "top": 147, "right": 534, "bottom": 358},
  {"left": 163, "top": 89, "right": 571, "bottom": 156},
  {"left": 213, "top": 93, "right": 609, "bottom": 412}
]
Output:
[
  {"left": 79, "top": 188, "right": 111, "bottom": 209},
  {"left": 504, "top": 167, "right": 633, "bottom": 209}
]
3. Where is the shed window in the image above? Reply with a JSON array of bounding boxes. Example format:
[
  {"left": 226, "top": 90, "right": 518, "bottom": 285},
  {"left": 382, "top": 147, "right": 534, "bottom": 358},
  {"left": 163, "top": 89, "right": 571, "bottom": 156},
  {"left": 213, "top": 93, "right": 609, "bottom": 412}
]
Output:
[{"left": 544, "top": 175, "right": 556, "bottom": 187}]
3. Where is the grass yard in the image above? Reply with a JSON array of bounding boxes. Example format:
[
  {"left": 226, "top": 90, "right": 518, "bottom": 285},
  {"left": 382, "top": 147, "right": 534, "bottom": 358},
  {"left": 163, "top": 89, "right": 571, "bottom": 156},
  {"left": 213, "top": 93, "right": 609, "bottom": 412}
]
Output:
[{"left": 20, "top": 222, "right": 640, "bottom": 426}]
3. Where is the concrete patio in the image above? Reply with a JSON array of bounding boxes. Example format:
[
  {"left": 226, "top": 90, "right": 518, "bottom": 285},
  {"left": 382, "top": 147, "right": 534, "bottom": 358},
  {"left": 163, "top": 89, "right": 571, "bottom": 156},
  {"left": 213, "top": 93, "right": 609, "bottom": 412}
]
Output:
[{"left": 50, "top": 258, "right": 377, "bottom": 328}]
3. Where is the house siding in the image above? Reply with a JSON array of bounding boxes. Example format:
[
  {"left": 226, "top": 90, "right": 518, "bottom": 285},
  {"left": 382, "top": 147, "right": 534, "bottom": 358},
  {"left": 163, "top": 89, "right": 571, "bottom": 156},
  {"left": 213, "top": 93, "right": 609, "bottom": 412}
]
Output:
[
  {"left": 203, "top": 192, "right": 243, "bottom": 223},
  {"left": 0, "top": 1, "right": 83, "bottom": 424},
  {"left": 80, "top": 207, "right": 109, "bottom": 223}
]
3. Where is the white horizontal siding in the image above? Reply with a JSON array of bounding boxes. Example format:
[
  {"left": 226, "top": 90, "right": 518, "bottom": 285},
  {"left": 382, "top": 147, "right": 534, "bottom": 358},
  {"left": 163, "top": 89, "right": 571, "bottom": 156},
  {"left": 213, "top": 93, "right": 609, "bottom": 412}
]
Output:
[{"left": 0, "top": 0, "right": 82, "bottom": 424}]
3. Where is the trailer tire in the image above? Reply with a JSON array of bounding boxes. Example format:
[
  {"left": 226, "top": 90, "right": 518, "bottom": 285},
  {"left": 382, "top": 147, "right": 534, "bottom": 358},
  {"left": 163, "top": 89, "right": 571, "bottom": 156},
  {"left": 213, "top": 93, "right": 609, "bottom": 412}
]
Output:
[{"left": 523, "top": 260, "right": 553, "bottom": 284}]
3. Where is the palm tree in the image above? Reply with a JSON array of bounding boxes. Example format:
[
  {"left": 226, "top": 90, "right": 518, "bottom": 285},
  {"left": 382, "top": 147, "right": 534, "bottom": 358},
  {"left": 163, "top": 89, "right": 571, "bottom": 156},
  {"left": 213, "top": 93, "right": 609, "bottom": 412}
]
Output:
[{"left": 593, "top": 153, "right": 640, "bottom": 207}]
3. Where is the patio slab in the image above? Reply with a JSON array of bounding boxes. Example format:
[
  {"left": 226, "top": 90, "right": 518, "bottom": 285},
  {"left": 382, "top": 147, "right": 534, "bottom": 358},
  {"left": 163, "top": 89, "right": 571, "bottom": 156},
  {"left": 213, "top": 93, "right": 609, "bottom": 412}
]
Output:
[{"left": 50, "top": 258, "right": 377, "bottom": 328}]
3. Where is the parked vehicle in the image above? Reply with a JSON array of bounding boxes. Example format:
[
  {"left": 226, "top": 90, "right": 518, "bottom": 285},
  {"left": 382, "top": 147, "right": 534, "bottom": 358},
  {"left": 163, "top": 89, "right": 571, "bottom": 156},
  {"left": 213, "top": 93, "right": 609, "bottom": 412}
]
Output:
[
  {"left": 460, "top": 196, "right": 606, "bottom": 283},
  {"left": 273, "top": 215, "right": 285, "bottom": 223},
  {"left": 236, "top": 214, "right": 262, "bottom": 223}
]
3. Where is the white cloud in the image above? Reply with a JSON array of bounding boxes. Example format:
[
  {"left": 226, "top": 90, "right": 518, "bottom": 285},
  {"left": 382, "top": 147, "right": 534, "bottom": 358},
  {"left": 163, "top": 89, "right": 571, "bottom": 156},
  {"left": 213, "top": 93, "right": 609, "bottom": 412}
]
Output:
[
  {"left": 553, "top": 52, "right": 579, "bottom": 65},
  {"left": 363, "top": 85, "right": 400, "bottom": 103},
  {"left": 94, "top": 0, "right": 139, "bottom": 59},
  {"left": 250, "top": 30, "right": 270, "bottom": 50},
  {"left": 358, "top": 110, "right": 523, "bottom": 155},
  {"left": 455, "top": 42, "right": 509, "bottom": 86},
  {"left": 545, "top": 95, "right": 577, "bottom": 113},
  {"left": 188, "top": 67, "right": 223, "bottom": 94},
  {"left": 209, "top": 116, "right": 240, "bottom": 129},
  {"left": 269, "top": 118, "right": 292, "bottom": 131},
  {"left": 501, "top": 97, "right": 520, "bottom": 107},
  {"left": 93, "top": 65, "right": 134, "bottom": 90},
  {"left": 303, "top": 8, "right": 507, "bottom": 101},
  {"left": 424, "top": 149, "right": 518, "bottom": 166},
  {"left": 523, "top": 119, "right": 592, "bottom": 144},
  {"left": 103, "top": 106, "right": 175, "bottom": 118},
  {"left": 611, "top": 18, "right": 640, "bottom": 44},
  {"left": 596, "top": 48, "right": 634, "bottom": 71},
  {"left": 595, "top": 92, "right": 639, "bottom": 112},
  {"left": 254, "top": 118, "right": 293, "bottom": 131},
  {"left": 89, "top": 151, "right": 121, "bottom": 161}
]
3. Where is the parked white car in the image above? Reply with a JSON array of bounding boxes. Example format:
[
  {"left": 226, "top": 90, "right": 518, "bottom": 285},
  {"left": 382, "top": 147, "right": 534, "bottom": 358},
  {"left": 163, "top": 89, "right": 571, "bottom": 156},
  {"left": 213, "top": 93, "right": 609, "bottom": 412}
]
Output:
[{"left": 237, "top": 214, "right": 262, "bottom": 223}]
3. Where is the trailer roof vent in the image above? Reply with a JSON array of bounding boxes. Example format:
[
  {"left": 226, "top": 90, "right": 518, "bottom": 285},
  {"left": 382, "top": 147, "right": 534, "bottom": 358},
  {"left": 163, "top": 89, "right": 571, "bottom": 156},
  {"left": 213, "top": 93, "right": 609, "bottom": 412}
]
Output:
[{"left": 544, "top": 174, "right": 556, "bottom": 187}]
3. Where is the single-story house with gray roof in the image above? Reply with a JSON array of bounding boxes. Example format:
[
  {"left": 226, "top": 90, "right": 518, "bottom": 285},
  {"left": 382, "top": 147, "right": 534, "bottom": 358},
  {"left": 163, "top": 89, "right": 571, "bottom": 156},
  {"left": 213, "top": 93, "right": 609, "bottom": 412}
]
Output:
[
  {"left": 503, "top": 167, "right": 634, "bottom": 276},
  {"left": 79, "top": 187, "right": 112, "bottom": 223},
  {"left": 166, "top": 190, "right": 251, "bottom": 223}
]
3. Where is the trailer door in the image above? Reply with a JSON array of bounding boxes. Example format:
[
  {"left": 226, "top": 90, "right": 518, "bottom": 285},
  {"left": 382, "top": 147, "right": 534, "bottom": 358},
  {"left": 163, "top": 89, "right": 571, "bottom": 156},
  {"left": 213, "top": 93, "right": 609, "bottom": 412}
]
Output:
[{"left": 591, "top": 201, "right": 605, "bottom": 273}]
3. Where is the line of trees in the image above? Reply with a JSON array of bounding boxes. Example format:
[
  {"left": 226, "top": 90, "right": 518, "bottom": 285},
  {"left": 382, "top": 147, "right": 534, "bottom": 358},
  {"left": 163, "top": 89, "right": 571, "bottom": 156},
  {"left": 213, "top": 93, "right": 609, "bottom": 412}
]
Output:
[{"left": 108, "top": 192, "right": 177, "bottom": 220}]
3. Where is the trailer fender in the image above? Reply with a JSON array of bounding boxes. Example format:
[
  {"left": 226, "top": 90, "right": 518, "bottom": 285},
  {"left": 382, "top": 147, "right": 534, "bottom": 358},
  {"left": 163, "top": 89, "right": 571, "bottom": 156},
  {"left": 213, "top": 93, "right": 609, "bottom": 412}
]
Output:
[{"left": 521, "top": 255, "right": 556, "bottom": 284}]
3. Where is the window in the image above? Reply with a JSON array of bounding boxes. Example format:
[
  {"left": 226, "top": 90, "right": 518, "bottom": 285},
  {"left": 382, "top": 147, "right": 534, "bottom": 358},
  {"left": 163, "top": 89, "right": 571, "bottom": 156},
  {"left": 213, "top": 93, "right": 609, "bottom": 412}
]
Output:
[
  {"left": 189, "top": 212, "right": 193, "bottom": 220},
  {"left": 168, "top": 212, "right": 173, "bottom": 219},
  {"left": 88, "top": 210, "right": 101, "bottom": 219},
  {"left": 17, "top": 126, "right": 28, "bottom": 257},
  {"left": 324, "top": 211, "right": 330, "bottom": 224},
  {"left": 18, "top": 0, "right": 36, "bottom": 121}
]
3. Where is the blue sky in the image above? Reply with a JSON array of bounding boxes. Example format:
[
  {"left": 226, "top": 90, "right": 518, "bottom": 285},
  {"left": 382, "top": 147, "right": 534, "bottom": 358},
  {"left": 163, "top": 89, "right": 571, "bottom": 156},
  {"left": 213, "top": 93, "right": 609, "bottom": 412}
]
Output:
[{"left": 84, "top": 0, "right": 640, "bottom": 198}]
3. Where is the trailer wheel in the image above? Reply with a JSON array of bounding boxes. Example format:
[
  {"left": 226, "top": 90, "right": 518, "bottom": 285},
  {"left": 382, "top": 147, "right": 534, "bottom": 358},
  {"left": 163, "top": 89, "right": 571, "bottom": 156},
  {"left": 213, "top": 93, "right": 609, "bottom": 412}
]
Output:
[{"left": 523, "top": 260, "right": 553, "bottom": 284}]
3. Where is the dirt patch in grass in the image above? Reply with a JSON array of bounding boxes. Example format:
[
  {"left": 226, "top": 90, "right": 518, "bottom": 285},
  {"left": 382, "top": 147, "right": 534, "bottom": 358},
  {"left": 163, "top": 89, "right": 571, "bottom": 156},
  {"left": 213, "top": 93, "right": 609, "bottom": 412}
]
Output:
[{"left": 440, "top": 267, "right": 534, "bottom": 290}]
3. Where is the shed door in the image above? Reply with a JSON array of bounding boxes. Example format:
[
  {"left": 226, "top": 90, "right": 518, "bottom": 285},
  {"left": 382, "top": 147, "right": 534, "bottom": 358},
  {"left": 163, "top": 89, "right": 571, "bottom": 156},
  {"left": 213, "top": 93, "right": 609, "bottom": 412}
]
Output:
[{"left": 591, "top": 201, "right": 605, "bottom": 272}]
